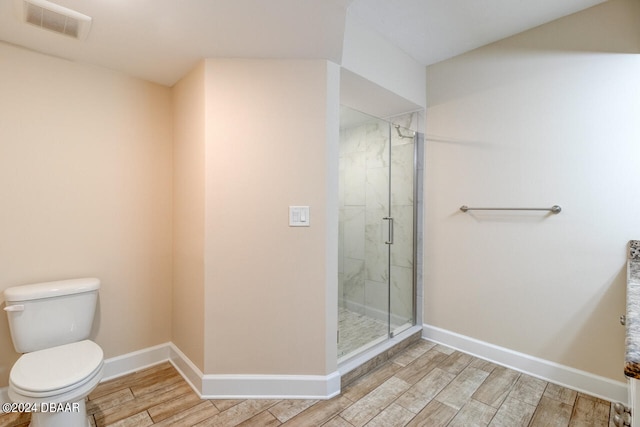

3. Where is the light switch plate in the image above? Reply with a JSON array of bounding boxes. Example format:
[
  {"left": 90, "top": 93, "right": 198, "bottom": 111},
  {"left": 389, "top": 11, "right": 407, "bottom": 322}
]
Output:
[{"left": 289, "top": 206, "right": 310, "bottom": 227}]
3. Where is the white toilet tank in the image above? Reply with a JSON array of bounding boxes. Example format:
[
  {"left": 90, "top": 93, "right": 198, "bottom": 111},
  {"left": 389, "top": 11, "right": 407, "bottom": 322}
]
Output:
[{"left": 3, "top": 278, "right": 100, "bottom": 353}]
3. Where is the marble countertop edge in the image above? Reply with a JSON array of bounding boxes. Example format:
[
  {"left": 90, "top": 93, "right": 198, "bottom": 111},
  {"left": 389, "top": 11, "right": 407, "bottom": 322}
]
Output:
[{"left": 625, "top": 240, "right": 640, "bottom": 379}]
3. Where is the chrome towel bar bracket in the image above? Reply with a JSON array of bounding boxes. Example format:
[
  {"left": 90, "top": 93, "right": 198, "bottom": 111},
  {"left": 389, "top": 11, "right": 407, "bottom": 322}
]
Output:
[{"left": 460, "top": 205, "right": 562, "bottom": 214}]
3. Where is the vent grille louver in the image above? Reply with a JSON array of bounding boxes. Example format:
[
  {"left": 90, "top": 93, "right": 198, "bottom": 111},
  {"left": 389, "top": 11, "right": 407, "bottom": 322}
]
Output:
[{"left": 19, "top": 0, "right": 91, "bottom": 40}]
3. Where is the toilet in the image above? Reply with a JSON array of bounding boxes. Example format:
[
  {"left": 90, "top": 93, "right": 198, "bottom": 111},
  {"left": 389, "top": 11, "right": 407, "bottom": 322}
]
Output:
[{"left": 3, "top": 278, "right": 104, "bottom": 427}]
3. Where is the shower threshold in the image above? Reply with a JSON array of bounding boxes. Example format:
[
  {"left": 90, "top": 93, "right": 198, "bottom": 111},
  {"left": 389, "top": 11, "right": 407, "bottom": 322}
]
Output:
[{"left": 338, "top": 324, "right": 422, "bottom": 387}]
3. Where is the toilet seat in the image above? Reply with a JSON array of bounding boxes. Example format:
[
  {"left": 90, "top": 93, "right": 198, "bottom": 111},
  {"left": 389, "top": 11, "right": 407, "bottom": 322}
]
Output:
[{"left": 10, "top": 340, "right": 103, "bottom": 398}]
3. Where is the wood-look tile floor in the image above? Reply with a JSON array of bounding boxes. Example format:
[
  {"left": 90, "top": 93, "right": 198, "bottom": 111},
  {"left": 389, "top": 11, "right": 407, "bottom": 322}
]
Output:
[{"left": 0, "top": 339, "right": 616, "bottom": 427}]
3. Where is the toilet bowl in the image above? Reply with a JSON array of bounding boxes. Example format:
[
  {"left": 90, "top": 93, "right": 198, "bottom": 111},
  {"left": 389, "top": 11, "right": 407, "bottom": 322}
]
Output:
[
  {"left": 8, "top": 341, "right": 104, "bottom": 427},
  {"left": 3, "top": 278, "right": 104, "bottom": 427}
]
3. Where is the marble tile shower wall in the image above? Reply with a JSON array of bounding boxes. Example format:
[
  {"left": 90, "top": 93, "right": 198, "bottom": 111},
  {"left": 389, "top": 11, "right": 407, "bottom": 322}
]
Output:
[{"left": 338, "top": 112, "right": 418, "bottom": 328}]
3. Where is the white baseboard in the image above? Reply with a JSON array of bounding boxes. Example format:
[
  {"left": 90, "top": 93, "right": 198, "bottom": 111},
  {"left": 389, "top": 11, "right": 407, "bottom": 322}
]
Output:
[
  {"left": 200, "top": 372, "right": 341, "bottom": 400},
  {"left": 168, "top": 342, "right": 204, "bottom": 396},
  {"left": 117, "top": 342, "right": 341, "bottom": 399},
  {"left": 3, "top": 330, "right": 627, "bottom": 404},
  {"left": 2, "top": 342, "right": 340, "bottom": 403},
  {"left": 167, "top": 342, "right": 340, "bottom": 399},
  {"left": 101, "top": 342, "right": 172, "bottom": 382},
  {"left": 423, "top": 324, "right": 628, "bottom": 405}
]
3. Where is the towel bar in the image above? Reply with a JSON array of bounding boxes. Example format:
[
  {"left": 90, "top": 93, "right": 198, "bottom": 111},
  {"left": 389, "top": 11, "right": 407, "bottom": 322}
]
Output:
[{"left": 459, "top": 205, "right": 562, "bottom": 214}]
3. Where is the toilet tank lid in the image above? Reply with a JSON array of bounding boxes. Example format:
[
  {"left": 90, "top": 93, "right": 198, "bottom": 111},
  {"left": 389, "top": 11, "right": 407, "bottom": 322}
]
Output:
[{"left": 4, "top": 278, "right": 100, "bottom": 302}]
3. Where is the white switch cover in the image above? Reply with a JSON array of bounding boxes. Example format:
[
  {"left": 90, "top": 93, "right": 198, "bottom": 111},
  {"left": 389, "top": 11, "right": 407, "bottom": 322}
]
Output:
[{"left": 289, "top": 206, "right": 310, "bottom": 227}]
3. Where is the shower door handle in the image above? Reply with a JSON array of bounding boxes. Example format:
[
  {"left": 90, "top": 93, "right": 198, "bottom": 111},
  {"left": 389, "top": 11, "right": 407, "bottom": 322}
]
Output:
[{"left": 383, "top": 216, "right": 394, "bottom": 245}]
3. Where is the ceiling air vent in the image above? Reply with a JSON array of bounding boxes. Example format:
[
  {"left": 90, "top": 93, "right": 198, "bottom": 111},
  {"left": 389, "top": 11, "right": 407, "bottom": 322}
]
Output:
[{"left": 19, "top": 0, "right": 92, "bottom": 40}]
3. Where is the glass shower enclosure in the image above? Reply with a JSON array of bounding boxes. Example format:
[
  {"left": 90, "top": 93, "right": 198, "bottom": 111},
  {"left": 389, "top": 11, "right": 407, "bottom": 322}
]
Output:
[{"left": 338, "top": 106, "right": 417, "bottom": 361}]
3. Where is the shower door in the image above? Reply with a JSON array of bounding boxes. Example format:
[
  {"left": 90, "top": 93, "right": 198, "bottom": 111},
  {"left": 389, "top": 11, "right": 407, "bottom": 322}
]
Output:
[
  {"left": 388, "top": 123, "right": 416, "bottom": 337},
  {"left": 338, "top": 106, "right": 416, "bottom": 361}
]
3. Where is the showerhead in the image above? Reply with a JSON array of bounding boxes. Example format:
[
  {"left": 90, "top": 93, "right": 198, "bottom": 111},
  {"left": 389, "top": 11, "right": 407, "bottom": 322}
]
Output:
[{"left": 394, "top": 124, "right": 415, "bottom": 139}]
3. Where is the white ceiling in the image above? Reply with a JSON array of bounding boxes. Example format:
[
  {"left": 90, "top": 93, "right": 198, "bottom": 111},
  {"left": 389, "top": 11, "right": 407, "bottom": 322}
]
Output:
[
  {"left": 347, "top": 0, "right": 607, "bottom": 66},
  {"left": 0, "top": 0, "right": 351, "bottom": 86},
  {"left": 0, "top": 0, "right": 607, "bottom": 87}
]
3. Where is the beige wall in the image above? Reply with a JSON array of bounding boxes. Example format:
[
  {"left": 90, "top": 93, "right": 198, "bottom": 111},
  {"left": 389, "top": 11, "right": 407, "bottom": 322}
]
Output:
[
  {"left": 425, "top": 0, "right": 640, "bottom": 381},
  {"left": 202, "top": 59, "right": 339, "bottom": 375},
  {"left": 172, "top": 62, "right": 206, "bottom": 371},
  {"left": 0, "top": 49, "right": 339, "bottom": 386},
  {"left": 0, "top": 42, "right": 174, "bottom": 386}
]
